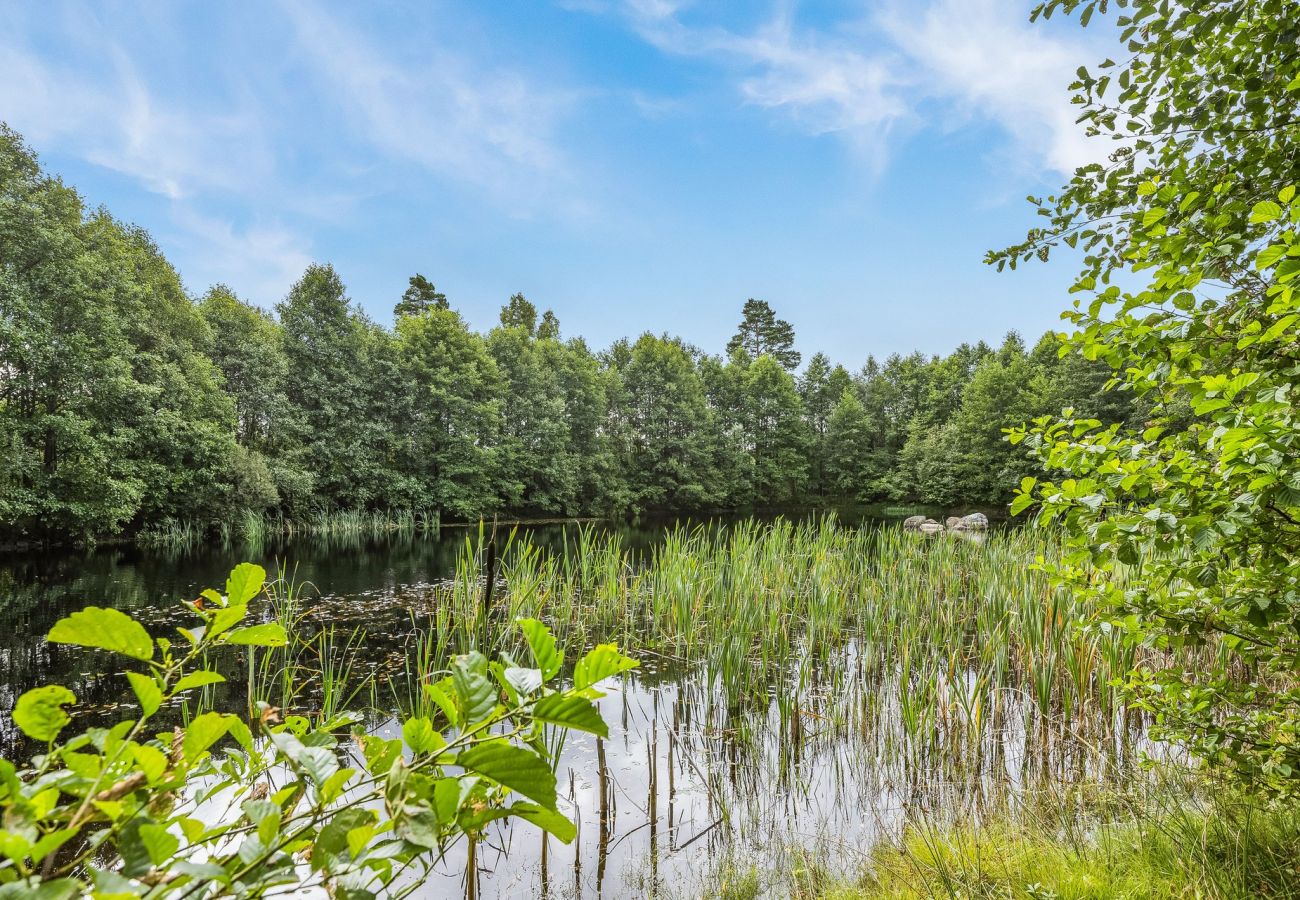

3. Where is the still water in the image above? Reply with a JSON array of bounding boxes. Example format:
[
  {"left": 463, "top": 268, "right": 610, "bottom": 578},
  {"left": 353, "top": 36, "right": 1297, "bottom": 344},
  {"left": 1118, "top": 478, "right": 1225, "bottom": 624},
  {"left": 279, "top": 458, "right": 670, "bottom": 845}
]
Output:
[{"left": 0, "top": 515, "right": 1132, "bottom": 898}]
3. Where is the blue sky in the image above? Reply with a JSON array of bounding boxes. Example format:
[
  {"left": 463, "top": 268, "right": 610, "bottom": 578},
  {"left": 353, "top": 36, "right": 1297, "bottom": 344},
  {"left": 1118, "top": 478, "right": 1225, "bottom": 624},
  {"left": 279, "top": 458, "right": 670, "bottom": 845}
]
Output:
[{"left": 0, "top": 0, "right": 1117, "bottom": 366}]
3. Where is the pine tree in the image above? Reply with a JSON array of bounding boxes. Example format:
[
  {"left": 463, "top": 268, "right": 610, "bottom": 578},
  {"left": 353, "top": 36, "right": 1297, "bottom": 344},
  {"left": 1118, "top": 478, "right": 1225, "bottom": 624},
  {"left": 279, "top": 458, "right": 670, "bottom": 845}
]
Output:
[
  {"left": 500, "top": 293, "right": 538, "bottom": 335},
  {"left": 393, "top": 274, "right": 447, "bottom": 319},
  {"left": 725, "top": 298, "right": 800, "bottom": 370}
]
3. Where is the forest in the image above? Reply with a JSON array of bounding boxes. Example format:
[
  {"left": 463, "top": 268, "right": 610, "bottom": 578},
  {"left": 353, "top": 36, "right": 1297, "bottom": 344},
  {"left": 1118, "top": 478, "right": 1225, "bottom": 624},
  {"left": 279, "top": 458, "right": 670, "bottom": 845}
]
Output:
[{"left": 0, "top": 125, "right": 1137, "bottom": 543}]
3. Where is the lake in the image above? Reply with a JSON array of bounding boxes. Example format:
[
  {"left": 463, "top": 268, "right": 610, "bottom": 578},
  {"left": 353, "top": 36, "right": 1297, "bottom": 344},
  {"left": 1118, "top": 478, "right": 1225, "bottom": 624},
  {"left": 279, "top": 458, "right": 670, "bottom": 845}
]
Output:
[{"left": 0, "top": 514, "right": 1153, "bottom": 898}]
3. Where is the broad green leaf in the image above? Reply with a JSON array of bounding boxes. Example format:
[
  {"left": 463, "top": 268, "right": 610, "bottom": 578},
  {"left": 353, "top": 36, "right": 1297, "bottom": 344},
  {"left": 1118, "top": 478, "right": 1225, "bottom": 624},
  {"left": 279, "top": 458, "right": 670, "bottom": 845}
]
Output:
[
  {"left": 517, "top": 618, "right": 562, "bottom": 680},
  {"left": 402, "top": 717, "right": 447, "bottom": 756},
  {"left": 451, "top": 652, "right": 497, "bottom": 725},
  {"left": 0, "top": 879, "right": 81, "bottom": 900},
  {"left": 509, "top": 803, "right": 577, "bottom": 843},
  {"left": 207, "top": 603, "right": 248, "bottom": 636},
  {"left": 297, "top": 746, "right": 339, "bottom": 786},
  {"left": 126, "top": 671, "right": 163, "bottom": 716},
  {"left": 138, "top": 822, "right": 179, "bottom": 866},
  {"left": 1257, "top": 244, "right": 1286, "bottom": 269},
  {"left": 1250, "top": 200, "right": 1282, "bottom": 223},
  {"left": 172, "top": 670, "right": 226, "bottom": 693},
  {"left": 532, "top": 694, "right": 607, "bottom": 738},
  {"left": 14, "top": 685, "right": 76, "bottom": 742},
  {"left": 572, "top": 644, "right": 637, "bottom": 691},
  {"left": 132, "top": 742, "right": 169, "bottom": 781},
  {"left": 183, "top": 711, "right": 232, "bottom": 762},
  {"left": 48, "top": 607, "right": 153, "bottom": 661},
  {"left": 457, "top": 740, "right": 557, "bottom": 809},
  {"left": 423, "top": 680, "right": 459, "bottom": 729},
  {"left": 226, "top": 563, "right": 267, "bottom": 606},
  {"left": 224, "top": 622, "right": 288, "bottom": 647}
]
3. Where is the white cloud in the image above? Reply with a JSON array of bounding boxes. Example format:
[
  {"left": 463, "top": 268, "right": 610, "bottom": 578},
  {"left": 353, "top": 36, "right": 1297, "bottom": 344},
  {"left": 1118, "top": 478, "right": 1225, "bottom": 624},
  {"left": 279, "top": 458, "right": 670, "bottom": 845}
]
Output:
[
  {"left": 879, "top": 0, "right": 1097, "bottom": 175},
  {"left": 605, "top": 0, "right": 1100, "bottom": 177},
  {"left": 621, "top": 5, "right": 910, "bottom": 166},
  {"left": 166, "top": 209, "right": 313, "bottom": 308},
  {"left": 276, "top": 0, "right": 576, "bottom": 207},
  {"left": 0, "top": 36, "right": 270, "bottom": 199}
]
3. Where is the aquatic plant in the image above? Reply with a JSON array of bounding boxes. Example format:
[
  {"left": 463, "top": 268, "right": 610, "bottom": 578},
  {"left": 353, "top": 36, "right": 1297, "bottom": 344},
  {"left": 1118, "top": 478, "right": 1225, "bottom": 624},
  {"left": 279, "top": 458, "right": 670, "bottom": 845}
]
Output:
[{"left": 0, "top": 563, "right": 637, "bottom": 898}]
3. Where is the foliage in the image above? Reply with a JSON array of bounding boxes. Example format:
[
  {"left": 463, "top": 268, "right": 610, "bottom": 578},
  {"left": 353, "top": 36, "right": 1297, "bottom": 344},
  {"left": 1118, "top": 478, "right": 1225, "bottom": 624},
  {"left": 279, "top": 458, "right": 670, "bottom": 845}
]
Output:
[
  {"left": 725, "top": 298, "right": 801, "bottom": 371},
  {"left": 0, "top": 563, "right": 636, "bottom": 898},
  {"left": 392, "top": 273, "right": 447, "bottom": 319},
  {"left": 1002, "top": 0, "right": 1300, "bottom": 793},
  {"left": 1, "top": 120, "right": 1145, "bottom": 542}
]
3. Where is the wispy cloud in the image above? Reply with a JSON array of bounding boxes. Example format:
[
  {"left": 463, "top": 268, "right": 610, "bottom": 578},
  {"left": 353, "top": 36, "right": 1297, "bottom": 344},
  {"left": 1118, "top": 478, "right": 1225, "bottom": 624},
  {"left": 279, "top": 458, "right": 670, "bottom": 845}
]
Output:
[
  {"left": 166, "top": 209, "right": 314, "bottom": 307},
  {"left": 619, "top": 4, "right": 910, "bottom": 167},
  {"left": 0, "top": 36, "right": 270, "bottom": 199},
  {"left": 276, "top": 0, "right": 577, "bottom": 208},
  {"left": 600, "top": 0, "right": 1099, "bottom": 178},
  {"left": 879, "top": 0, "right": 1097, "bottom": 175}
]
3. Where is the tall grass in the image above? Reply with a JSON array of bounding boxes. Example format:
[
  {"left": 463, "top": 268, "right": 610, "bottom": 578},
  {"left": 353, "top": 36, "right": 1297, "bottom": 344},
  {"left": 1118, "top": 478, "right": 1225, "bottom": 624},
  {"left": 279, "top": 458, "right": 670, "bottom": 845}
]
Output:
[{"left": 137, "top": 508, "right": 441, "bottom": 549}]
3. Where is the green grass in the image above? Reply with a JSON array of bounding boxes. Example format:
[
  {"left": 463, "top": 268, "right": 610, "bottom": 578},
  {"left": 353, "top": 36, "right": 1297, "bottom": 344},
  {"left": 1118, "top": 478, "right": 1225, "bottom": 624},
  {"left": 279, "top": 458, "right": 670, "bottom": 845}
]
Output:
[{"left": 700, "top": 790, "right": 1300, "bottom": 899}]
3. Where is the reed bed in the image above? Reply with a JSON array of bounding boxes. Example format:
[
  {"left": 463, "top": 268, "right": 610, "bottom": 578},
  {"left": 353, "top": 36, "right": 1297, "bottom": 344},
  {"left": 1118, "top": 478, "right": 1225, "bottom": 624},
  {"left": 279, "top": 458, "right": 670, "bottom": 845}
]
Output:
[
  {"left": 393, "top": 516, "right": 1189, "bottom": 790},
  {"left": 137, "top": 508, "right": 441, "bottom": 548}
]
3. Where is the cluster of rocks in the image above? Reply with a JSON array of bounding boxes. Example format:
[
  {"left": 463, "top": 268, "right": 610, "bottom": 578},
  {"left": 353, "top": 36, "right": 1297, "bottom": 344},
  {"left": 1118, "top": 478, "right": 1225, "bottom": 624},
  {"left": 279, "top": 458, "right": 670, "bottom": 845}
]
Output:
[{"left": 902, "top": 512, "right": 989, "bottom": 535}]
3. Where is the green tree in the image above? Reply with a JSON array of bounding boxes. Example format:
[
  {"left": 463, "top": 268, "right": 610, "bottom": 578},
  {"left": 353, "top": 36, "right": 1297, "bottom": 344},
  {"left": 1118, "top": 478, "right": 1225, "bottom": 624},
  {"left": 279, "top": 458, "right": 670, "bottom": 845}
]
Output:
[
  {"left": 1003, "top": 0, "right": 1300, "bottom": 792},
  {"left": 538, "top": 309, "right": 561, "bottom": 341},
  {"left": 500, "top": 292, "right": 538, "bottom": 335},
  {"left": 0, "top": 127, "right": 144, "bottom": 538},
  {"left": 824, "top": 389, "right": 875, "bottom": 501},
  {"left": 397, "top": 307, "right": 505, "bottom": 519},
  {"left": 617, "top": 334, "right": 719, "bottom": 511},
  {"left": 744, "top": 355, "right": 810, "bottom": 505},
  {"left": 277, "top": 264, "right": 373, "bottom": 510},
  {"left": 393, "top": 273, "right": 447, "bottom": 319},
  {"left": 488, "top": 325, "right": 574, "bottom": 513},
  {"left": 699, "top": 352, "right": 754, "bottom": 506},
  {"left": 725, "top": 298, "right": 801, "bottom": 370}
]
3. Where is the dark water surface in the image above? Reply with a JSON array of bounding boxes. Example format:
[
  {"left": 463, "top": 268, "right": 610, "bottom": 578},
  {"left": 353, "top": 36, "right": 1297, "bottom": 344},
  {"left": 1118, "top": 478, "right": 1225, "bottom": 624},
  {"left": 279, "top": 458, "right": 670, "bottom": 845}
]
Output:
[{"left": 2, "top": 512, "right": 1085, "bottom": 899}]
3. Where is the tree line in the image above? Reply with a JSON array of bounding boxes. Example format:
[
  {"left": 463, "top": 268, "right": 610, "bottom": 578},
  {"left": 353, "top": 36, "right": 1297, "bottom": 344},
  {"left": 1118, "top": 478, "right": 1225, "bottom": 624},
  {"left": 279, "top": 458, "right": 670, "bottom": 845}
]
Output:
[{"left": 0, "top": 124, "right": 1140, "bottom": 542}]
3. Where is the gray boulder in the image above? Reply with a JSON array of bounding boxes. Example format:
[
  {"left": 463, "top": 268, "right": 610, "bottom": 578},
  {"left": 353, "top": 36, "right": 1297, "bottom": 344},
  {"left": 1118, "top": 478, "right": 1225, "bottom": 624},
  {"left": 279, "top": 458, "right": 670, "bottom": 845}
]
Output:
[
  {"left": 919, "top": 520, "right": 944, "bottom": 535},
  {"left": 945, "top": 516, "right": 962, "bottom": 529},
  {"left": 953, "top": 512, "right": 989, "bottom": 531},
  {"left": 902, "top": 515, "right": 928, "bottom": 531}
]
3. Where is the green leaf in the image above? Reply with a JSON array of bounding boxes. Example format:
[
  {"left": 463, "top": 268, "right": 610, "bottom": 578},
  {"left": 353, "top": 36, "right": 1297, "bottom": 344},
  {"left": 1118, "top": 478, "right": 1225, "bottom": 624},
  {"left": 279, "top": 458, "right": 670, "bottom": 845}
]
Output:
[
  {"left": 138, "top": 822, "right": 179, "bottom": 866},
  {"left": 572, "top": 644, "right": 638, "bottom": 691},
  {"left": 226, "top": 563, "right": 267, "bottom": 606},
  {"left": 451, "top": 652, "right": 497, "bottom": 725},
  {"left": 509, "top": 802, "right": 577, "bottom": 843},
  {"left": 182, "top": 711, "right": 232, "bottom": 762},
  {"left": 173, "top": 670, "right": 226, "bottom": 693},
  {"left": 126, "top": 671, "right": 163, "bottom": 717},
  {"left": 402, "top": 717, "right": 447, "bottom": 756},
  {"left": 456, "top": 740, "right": 557, "bottom": 808},
  {"left": 1141, "top": 207, "right": 1167, "bottom": 227},
  {"left": 1251, "top": 200, "right": 1283, "bottom": 224},
  {"left": 224, "top": 622, "right": 288, "bottom": 647},
  {"left": 48, "top": 607, "right": 153, "bottom": 661},
  {"left": 517, "top": 618, "right": 562, "bottom": 681},
  {"left": 0, "top": 879, "right": 81, "bottom": 900},
  {"left": 132, "top": 743, "right": 169, "bottom": 781},
  {"left": 532, "top": 694, "right": 608, "bottom": 738},
  {"left": 1010, "top": 493, "right": 1036, "bottom": 516},
  {"left": 1257, "top": 244, "right": 1286, "bottom": 269},
  {"left": 14, "top": 685, "right": 76, "bottom": 742}
]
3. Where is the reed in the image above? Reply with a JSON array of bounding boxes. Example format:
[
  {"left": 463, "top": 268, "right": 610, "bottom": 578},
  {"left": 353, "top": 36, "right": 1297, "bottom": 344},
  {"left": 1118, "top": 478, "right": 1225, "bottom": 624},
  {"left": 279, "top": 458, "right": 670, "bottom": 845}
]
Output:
[{"left": 135, "top": 508, "right": 440, "bottom": 548}]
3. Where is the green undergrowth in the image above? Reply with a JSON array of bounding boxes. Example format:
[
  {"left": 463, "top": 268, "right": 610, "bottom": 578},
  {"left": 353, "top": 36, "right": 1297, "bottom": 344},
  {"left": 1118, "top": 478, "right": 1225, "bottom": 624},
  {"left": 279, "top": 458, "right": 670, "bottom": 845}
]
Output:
[{"left": 704, "top": 792, "right": 1300, "bottom": 899}]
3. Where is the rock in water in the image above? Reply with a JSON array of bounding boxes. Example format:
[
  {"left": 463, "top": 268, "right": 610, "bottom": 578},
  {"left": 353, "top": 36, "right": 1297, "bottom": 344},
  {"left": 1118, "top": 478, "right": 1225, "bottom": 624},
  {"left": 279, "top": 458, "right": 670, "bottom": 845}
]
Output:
[
  {"left": 945, "top": 516, "right": 962, "bottom": 529},
  {"left": 954, "top": 512, "right": 989, "bottom": 531},
  {"left": 919, "top": 520, "right": 944, "bottom": 535},
  {"left": 903, "top": 515, "right": 928, "bottom": 531}
]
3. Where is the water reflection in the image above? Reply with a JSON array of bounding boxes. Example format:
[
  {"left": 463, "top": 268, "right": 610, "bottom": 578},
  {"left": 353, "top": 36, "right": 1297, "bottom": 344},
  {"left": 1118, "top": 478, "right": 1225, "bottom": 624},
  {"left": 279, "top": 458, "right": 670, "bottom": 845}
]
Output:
[{"left": 2, "top": 513, "right": 1146, "bottom": 899}]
